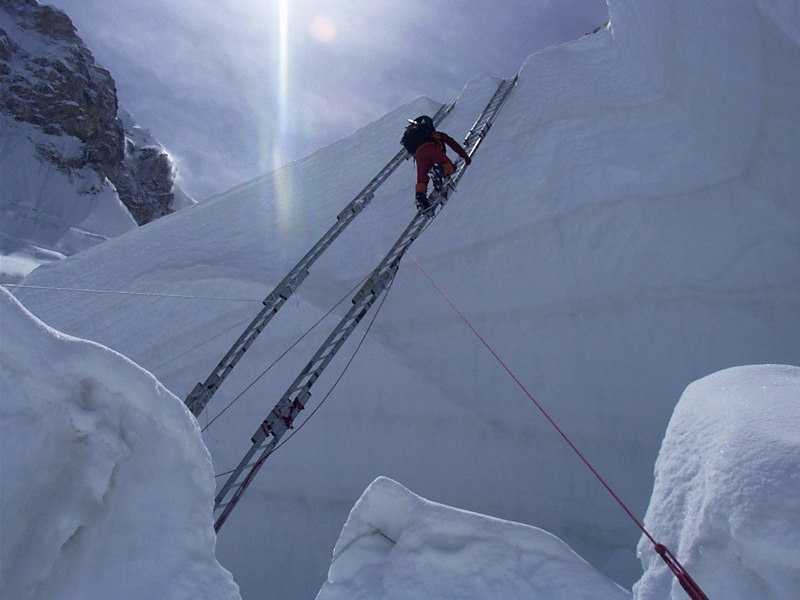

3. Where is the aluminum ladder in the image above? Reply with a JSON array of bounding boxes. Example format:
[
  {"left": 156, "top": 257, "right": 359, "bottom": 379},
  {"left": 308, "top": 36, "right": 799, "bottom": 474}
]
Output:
[
  {"left": 212, "top": 76, "right": 518, "bottom": 531},
  {"left": 185, "top": 101, "right": 456, "bottom": 418}
]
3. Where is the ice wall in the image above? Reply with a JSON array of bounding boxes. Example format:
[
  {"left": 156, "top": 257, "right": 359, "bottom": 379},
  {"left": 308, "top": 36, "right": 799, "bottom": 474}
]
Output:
[
  {"left": 0, "top": 287, "right": 240, "bottom": 600},
  {"left": 369, "top": 0, "right": 800, "bottom": 582},
  {"left": 634, "top": 365, "right": 800, "bottom": 599}
]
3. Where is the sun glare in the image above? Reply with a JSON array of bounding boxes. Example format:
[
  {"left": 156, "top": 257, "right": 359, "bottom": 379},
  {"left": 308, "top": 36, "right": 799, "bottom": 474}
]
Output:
[
  {"left": 273, "top": 0, "right": 293, "bottom": 233},
  {"left": 309, "top": 15, "right": 337, "bottom": 43}
]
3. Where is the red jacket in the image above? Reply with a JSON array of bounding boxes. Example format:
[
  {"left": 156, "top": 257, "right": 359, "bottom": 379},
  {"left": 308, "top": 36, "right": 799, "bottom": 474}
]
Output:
[{"left": 415, "top": 132, "right": 470, "bottom": 194}]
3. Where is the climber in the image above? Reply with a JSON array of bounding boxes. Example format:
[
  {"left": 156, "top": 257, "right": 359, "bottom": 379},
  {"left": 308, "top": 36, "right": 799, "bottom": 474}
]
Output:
[{"left": 401, "top": 115, "right": 471, "bottom": 211}]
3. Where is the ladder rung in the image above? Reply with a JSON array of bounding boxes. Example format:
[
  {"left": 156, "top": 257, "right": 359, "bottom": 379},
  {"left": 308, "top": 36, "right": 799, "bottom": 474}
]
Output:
[
  {"left": 217, "top": 462, "right": 260, "bottom": 491},
  {"left": 229, "top": 479, "right": 247, "bottom": 491},
  {"left": 216, "top": 480, "right": 244, "bottom": 501}
]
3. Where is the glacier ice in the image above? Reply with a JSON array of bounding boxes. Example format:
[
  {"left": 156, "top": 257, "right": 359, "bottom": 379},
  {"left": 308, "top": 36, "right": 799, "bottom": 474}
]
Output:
[{"left": 0, "top": 287, "right": 240, "bottom": 600}]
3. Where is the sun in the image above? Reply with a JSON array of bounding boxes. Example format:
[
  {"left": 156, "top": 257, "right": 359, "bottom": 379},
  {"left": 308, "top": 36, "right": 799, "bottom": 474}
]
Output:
[{"left": 309, "top": 15, "right": 337, "bottom": 44}]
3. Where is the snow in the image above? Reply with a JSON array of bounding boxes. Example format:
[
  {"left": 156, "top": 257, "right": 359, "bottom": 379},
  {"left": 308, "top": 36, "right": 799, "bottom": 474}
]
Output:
[
  {"left": 0, "top": 287, "right": 240, "bottom": 600},
  {"left": 317, "top": 477, "right": 630, "bottom": 600},
  {"left": 756, "top": 0, "right": 800, "bottom": 44},
  {"left": 0, "top": 246, "right": 64, "bottom": 284},
  {"left": 634, "top": 365, "right": 800, "bottom": 600},
  {"left": 0, "top": 115, "right": 136, "bottom": 280},
  {"left": 10, "top": 0, "right": 800, "bottom": 597}
]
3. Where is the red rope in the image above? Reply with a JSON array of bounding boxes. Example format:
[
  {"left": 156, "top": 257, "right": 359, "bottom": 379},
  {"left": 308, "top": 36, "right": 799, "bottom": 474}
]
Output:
[{"left": 410, "top": 256, "right": 709, "bottom": 600}]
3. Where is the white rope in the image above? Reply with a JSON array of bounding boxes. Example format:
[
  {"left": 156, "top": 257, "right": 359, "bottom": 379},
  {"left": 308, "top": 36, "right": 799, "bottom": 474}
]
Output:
[{"left": 3, "top": 283, "right": 261, "bottom": 303}]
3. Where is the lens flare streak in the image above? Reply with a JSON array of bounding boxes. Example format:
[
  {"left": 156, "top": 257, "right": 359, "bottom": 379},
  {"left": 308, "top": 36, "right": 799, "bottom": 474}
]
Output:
[{"left": 273, "top": 0, "right": 292, "bottom": 233}]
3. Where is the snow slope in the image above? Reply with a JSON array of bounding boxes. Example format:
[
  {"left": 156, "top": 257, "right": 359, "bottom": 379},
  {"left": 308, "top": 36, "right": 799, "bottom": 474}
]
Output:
[
  {"left": 0, "top": 287, "right": 240, "bottom": 600},
  {"left": 634, "top": 365, "right": 800, "bottom": 599},
  {"left": 12, "top": 0, "right": 800, "bottom": 596},
  {"left": 317, "top": 476, "right": 630, "bottom": 600},
  {"left": 0, "top": 114, "right": 136, "bottom": 282}
]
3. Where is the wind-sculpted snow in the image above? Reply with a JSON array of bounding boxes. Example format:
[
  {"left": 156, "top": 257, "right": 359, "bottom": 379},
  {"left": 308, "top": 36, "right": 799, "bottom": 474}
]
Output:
[
  {"left": 634, "top": 365, "right": 800, "bottom": 599},
  {"left": 14, "top": 0, "right": 800, "bottom": 596},
  {"left": 0, "top": 287, "right": 240, "bottom": 600},
  {"left": 317, "top": 477, "right": 630, "bottom": 600}
]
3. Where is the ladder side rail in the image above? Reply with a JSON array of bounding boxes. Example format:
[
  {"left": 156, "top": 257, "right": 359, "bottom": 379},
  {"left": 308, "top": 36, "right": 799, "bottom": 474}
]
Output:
[
  {"left": 214, "top": 211, "right": 433, "bottom": 527},
  {"left": 449, "top": 77, "right": 518, "bottom": 192},
  {"left": 255, "top": 263, "right": 403, "bottom": 439},
  {"left": 186, "top": 101, "right": 456, "bottom": 417},
  {"left": 462, "top": 82, "right": 507, "bottom": 148},
  {"left": 252, "top": 79, "right": 515, "bottom": 441},
  {"left": 461, "top": 78, "right": 514, "bottom": 147},
  {"left": 212, "top": 191, "right": 437, "bottom": 528},
  {"left": 185, "top": 304, "right": 276, "bottom": 416},
  {"left": 260, "top": 287, "right": 378, "bottom": 408},
  {"left": 466, "top": 77, "right": 516, "bottom": 143},
  {"left": 212, "top": 214, "right": 431, "bottom": 524},
  {"left": 211, "top": 263, "right": 401, "bottom": 529},
  {"left": 195, "top": 99, "right": 456, "bottom": 391},
  {"left": 213, "top": 438, "right": 277, "bottom": 531},
  {"left": 213, "top": 441, "right": 264, "bottom": 506},
  {"left": 254, "top": 99, "right": 454, "bottom": 280},
  {"left": 212, "top": 81, "right": 515, "bottom": 528},
  {"left": 331, "top": 99, "right": 455, "bottom": 224},
  {"left": 340, "top": 99, "right": 455, "bottom": 204}
]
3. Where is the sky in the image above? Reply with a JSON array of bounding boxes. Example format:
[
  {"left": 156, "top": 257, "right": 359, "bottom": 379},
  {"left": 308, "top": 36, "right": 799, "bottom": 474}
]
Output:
[{"left": 48, "top": 0, "right": 608, "bottom": 200}]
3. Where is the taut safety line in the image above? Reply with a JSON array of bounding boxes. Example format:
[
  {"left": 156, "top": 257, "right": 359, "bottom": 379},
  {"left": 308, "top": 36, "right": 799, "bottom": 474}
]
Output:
[{"left": 411, "top": 256, "right": 709, "bottom": 600}]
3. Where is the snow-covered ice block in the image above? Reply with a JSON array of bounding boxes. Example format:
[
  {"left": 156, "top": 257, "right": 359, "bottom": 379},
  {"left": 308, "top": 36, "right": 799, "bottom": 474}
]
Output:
[
  {"left": 0, "top": 287, "right": 240, "bottom": 600},
  {"left": 317, "top": 476, "right": 630, "bottom": 600},
  {"left": 634, "top": 365, "right": 800, "bottom": 599}
]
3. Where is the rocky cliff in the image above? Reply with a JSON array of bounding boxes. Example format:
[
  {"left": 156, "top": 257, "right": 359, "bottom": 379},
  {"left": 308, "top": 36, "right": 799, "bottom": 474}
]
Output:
[{"left": 0, "top": 0, "right": 191, "bottom": 224}]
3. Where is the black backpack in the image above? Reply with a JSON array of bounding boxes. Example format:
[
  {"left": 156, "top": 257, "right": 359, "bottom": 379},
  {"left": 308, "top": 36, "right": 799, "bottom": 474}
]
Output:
[{"left": 401, "top": 115, "right": 435, "bottom": 155}]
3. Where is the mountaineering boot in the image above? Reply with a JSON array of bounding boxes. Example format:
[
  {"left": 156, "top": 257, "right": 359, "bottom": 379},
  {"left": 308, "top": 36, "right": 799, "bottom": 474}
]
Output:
[
  {"left": 431, "top": 165, "right": 445, "bottom": 193},
  {"left": 416, "top": 192, "right": 432, "bottom": 212}
]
